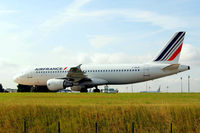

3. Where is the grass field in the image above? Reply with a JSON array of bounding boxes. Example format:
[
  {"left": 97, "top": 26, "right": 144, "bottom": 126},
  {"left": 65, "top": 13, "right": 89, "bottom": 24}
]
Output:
[{"left": 0, "top": 93, "right": 200, "bottom": 133}]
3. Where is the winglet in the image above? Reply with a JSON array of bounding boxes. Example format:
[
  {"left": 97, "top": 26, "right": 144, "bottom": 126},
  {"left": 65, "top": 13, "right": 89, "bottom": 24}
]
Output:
[{"left": 77, "top": 64, "right": 82, "bottom": 69}]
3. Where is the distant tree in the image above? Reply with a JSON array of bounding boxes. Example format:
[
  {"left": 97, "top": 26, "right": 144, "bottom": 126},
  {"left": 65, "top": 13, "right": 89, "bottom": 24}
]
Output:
[
  {"left": 17, "top": 84, "right": 32, "bottom": 92},
  {"left": 0, "top": 84, "right": 4, "bottom": 92}
]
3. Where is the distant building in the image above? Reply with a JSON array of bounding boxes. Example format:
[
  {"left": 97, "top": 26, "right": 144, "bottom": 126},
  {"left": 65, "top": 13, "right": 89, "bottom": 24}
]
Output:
[
  {"left": 6, "top": 88, "right": 17, "bottom": 93},
  {"left": 103, "top": 86, "right": 118, "bottom": 93}
]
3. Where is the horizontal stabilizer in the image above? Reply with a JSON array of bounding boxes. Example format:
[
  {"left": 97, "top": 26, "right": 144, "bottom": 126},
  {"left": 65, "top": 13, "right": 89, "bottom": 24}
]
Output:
[{"left": 162, "top": 64, "right": 179, "bottom": 70}]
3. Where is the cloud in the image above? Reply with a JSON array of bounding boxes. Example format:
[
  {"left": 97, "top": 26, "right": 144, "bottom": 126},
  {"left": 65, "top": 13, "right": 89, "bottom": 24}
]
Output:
[
  {"left": 40, "top": 0, "right": 93, "bottom": 32},
  {"left": 40, "top": 0, "right": 187, "bottom": 32},
  {"left": 88, "top": 35, "right": 118, "bottom": 48},
  {"left": 49, "top": 46, "right": 153, "bottom": 65},
  {"left": 180, "top": 44, "right": 200, "bottom": 66},
  {"left": 67, "top": 0, "right": 93, "bottom": 11},
  {"left": 0, "top": 59, "right": 19, "bottom": 70},
  {"left": 0, "top": 59, "right": 21, "bottom": 88},
  {"left": 120, "top": 10, "right": 187, "bottom": 30},
  {"left": 0, "top": 22, "right": 19, "bottom": 30},
  {"left": 0, "top": 9, "right": 18, "bottom": 14}
]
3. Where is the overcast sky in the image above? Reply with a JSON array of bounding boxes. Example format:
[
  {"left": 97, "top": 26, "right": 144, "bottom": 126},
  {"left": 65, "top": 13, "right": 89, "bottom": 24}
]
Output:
[{"left": 0, "top": 0, "right": 200, "bottom": 92}]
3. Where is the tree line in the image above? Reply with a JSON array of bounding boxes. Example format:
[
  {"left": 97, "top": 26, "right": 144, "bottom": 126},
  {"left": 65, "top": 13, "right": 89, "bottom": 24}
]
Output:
[
  {"left": 17, "top": 84, "right": 52, "bottom": 92},
  {"left": 0, "top": 84, "right": 8, "bottom": 92}
]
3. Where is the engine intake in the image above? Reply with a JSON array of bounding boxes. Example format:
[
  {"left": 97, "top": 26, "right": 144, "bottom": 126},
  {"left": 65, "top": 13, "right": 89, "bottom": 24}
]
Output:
[{"left": 47, "top": 79, "right": 73, "bottom": 91}]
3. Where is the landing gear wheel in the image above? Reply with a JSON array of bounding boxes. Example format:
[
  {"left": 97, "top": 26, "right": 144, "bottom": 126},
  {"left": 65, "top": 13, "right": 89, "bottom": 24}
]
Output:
[
  {"left": 93, "top": 86, "right": 100, "bottom": 93},
  {"left": 80, "top": 88, "right": 88, "bottom": 93}
]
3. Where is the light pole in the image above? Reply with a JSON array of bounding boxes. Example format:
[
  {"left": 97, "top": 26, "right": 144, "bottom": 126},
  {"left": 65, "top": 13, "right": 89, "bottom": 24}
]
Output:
[
  {"left": 131, "top": 85, "right": 133, "bottom": 93},
  {"left": 146, "top": 82, "right": 147, "bottom": 91},
  {"left": 188, "top": 76, "right": 190, "bottom": 93},
  {"left": 180, "top": 77, "right": 183, "bottom": 93},
  {"left": 167, "top": 86, "right": 169, "bottom": 93}
]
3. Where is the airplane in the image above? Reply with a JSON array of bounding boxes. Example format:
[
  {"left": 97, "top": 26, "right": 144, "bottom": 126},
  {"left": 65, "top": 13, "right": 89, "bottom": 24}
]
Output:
[
  {"left": 140, "top": 86, "right": 161, "bottom": 93},
  {"left": 13, "top": 31, "right": 190, "bottom": 92}
]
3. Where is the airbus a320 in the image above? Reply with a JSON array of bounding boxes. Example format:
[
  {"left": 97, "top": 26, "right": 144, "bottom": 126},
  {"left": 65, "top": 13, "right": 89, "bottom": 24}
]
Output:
[{"left": 14, "top": 31, "right": 190, "bottom": 92}]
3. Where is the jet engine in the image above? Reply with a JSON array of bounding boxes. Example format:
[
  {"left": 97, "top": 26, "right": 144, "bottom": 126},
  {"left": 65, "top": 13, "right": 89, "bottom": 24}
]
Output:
[{"left": 47, "top": 79, "right": 73, "bottom": 91}]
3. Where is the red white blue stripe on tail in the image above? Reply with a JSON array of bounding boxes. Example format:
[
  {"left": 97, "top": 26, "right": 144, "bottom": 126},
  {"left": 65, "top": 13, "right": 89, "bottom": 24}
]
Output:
[{"left": 154, "top": 31, "right": 185, "bottom": 64}]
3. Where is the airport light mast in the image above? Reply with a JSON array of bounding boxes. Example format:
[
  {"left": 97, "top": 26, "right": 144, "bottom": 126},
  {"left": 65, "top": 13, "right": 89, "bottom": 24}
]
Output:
[
  {"left": 188, "top": 75, "right": 190, "bottom": 93},
  {"left": 180, "top": 77, "right": 183, "bottom": 93}
]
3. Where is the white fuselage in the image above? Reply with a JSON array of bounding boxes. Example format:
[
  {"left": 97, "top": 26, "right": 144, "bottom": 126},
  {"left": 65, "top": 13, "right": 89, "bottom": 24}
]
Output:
[{"left": 14, "top": 63, "right": 189, "bottom": 87}]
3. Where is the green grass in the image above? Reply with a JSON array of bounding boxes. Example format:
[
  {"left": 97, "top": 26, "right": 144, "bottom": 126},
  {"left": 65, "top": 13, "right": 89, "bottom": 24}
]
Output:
[{"left": 0, "top": 93, "right": 200, "bottom": 133}]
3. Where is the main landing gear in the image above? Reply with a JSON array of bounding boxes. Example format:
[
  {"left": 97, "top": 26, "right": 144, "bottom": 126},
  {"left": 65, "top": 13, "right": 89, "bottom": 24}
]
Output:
[
  {"left": 93, "top": 86, "right": 100, "bottom": 93},
  {"left": 80, "top": 86, "right": 100, "bottom": 93},
  {"left": 80, "top": 87, "right": 88, "bottom": 93}
]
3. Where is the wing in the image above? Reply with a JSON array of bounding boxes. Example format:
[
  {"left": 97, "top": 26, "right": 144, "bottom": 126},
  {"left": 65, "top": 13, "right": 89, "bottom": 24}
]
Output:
[
  {"left": 67, "top": 64, "right": 88, "bottom": 82},
  {"left": 66, "top": 64, "right": 108, "bottom": 86}
]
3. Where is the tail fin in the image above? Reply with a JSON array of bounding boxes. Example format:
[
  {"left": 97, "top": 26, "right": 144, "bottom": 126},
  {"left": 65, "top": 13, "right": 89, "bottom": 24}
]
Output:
[{"left": 154, "top": 31, "right": 186, "bottom": 64}]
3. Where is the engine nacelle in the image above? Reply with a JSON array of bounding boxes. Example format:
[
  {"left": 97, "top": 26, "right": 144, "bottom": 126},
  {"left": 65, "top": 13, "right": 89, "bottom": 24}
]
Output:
[{"left": 47, "top": 79, "right": 73, "bottom": 91}]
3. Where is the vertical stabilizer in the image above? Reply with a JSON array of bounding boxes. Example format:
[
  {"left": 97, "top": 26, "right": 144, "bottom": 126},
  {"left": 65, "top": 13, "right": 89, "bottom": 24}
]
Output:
[{"left": 154, "top": 31, "right": 185, "bottom": 64}]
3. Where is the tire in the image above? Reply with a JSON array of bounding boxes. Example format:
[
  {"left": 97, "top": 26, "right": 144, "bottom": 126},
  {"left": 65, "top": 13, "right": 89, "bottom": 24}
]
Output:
[
  {"left": 93, "top": 89, "right": 100, "bottom": 93},
  {"left": 80, "top": 88, "right": 88, "bottom": 93}
]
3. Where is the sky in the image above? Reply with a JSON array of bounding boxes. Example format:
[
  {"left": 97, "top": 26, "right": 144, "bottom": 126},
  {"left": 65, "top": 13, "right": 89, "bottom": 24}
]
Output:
[{"left": 0, "top": 0, "right": 200, "bottom": 92}]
